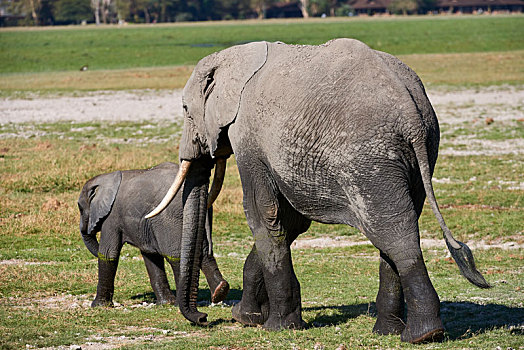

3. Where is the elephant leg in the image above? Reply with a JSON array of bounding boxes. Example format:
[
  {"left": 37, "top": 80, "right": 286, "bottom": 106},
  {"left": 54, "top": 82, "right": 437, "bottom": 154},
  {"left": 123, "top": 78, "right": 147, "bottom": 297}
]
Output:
[
  {"left": 395, "top": 252, "right": 444, "bottom": 343},
  {"left": 232, "top": 244, "right": 270, "bottom": 326},
  {"left": 233, "top": 161, "right": 308, "bottom": 330},
  {"left": 257, "top": 234, "right": 303, "bottom": 330},
  {"left": 142, "top": 252, "right": 176, "bottom": 305},
  {"left": 366, "top": 207, "right": 443, "bottom": 343},
  {"left": 201, "top": 254, "right": 229, "bottom": 304},
  {"left": 373, "top": 252, "right": 405, "bottom": 335},
  {"left": 166, "top": 258, "right": 181, "bottom": 301},
  {"left": 92, "top": 229, "right": 122, "bottom": 307},
  {"left": 92, "top": 256, "right": 119, "bottom": 307},
  {"left": 201, "top": 214, "right": 229, "bottom": 304}
]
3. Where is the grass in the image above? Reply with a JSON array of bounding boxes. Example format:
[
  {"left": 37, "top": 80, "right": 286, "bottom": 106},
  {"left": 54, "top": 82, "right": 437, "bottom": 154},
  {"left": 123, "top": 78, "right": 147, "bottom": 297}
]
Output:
[
  {"left": 1, "top": 119, "right": 523, "bottom": 349},
  {"left": 1, "top": 16, "right": 523, "bottom": 74},
  {"left": 1, "top": 15, "right": 524, "bottom": 93},
  {"left": 401, "top": 50, "right": 524, "bottom": 87},
  {"left": 1, "top": 15, "right": 523, "bottom": 350},
  {"left": 440, "top": 120, "right": 524, "bottom": 141},
  {"left": 0, "top": 66, "right": 195, "bottom": 92},
  {"left": 2, "top": 50, "right": 523, "bottom": 93},
  {"left": 1, "top": 247, "right": 521, "bottom": 349}
]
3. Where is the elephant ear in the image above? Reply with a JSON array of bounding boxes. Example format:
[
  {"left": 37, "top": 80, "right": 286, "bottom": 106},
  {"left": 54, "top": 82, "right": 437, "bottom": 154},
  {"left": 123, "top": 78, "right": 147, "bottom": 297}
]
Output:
[
  {"left": 183, "top": 41, "right": 268, "bottom": 157},
  {"left": 87, "top": 171, "right": 122, "bottom": 236}
]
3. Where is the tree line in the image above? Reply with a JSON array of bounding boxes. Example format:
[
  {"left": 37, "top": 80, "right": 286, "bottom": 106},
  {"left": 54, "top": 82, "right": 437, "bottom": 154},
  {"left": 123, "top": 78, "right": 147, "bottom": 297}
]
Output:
[{"left": 1, "top": 0, "right": 436, "bottom": 26}]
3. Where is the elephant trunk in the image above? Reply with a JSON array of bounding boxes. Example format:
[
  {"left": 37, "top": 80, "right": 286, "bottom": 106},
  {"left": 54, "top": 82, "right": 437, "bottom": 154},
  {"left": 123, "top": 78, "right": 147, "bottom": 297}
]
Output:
[
  {"left": 178, "top": 158, "right": 212, "bottom": 325},
  {"left": 82, "top": 231, "right": 99, "bottom": 258}
]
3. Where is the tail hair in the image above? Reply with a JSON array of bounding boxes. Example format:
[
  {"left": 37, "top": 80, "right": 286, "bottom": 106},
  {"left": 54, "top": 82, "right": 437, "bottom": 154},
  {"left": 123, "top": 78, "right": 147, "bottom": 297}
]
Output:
[{"left": 445, "top": 238, "right": 491, "bottom": 289}]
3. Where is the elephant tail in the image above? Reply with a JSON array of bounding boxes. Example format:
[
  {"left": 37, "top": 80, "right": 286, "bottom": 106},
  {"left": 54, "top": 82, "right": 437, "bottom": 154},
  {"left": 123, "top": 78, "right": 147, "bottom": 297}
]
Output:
[
  {"left": 82, "top": 231, "right": 99, "bottom": 258},
  {"left": 411, "top": 138, "right": 491, "bottom": 289}
]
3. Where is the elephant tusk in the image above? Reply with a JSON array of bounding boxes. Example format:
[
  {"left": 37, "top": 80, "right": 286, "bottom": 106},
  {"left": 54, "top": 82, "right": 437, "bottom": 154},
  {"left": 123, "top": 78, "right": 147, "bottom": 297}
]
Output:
[
  {"left": 207, "top": 158, "right": 226, "bottom": 209},
  {"left": 145, "top": 160, "right": 192, "bottom": 218}
]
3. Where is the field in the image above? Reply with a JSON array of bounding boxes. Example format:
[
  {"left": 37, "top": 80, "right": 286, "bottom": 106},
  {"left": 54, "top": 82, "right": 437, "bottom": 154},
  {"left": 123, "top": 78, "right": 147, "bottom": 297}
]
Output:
[
  {"left": 1, "top": 15, "right": 523, "bottom": 349},
  {"left": 1, "top": 15, "right": 524, "bottom": 92}
]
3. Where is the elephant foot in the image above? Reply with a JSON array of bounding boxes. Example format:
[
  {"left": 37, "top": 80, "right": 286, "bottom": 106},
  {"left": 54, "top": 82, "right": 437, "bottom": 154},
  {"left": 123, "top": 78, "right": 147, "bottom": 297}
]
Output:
[
  {"left": 232, "top": 300, "right": 268, "bottom": 326},
  {"left": 262, "top": 310, "right": 305, "bottom": 331},
  {"left": 91, "top": 298, "right": 114, "bottom": 308},
  {"left": 156, "top": 294, "right": 177, "bottom": 306},
  {"left": 401, "top": 317, "right": 444, "bottom": 344},
  {"left": 211, "top": 280, "right": 230, "bottom": 304},
  {"left": 402, "top": 327, "right": 444, "bottom": 344},
  {"left": 262, "top": 317, "right": 306, "bottom": 331},
  {"left": 373, "top": 315, "right": 405, "bottom": 335}
]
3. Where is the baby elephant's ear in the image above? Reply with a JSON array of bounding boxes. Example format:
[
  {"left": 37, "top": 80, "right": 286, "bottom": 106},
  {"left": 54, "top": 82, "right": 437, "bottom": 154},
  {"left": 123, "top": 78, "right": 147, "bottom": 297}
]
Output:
[{"left": 88, "top": 171, "right": 122, "bottom": 236}]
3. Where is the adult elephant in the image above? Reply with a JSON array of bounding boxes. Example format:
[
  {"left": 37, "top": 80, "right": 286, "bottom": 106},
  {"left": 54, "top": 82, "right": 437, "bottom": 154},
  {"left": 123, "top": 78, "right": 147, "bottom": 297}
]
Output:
[{"left": 147, "top": 39, "right": 489, "bottom": 343}]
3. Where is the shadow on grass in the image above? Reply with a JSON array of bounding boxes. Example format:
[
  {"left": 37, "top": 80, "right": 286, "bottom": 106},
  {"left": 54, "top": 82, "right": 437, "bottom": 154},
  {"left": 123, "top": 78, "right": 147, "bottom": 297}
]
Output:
[
  {"left": 131, "top": 290, "right": 523, "bottom": 339},
  {"left": 131, "top": 291, "right": 157, "bottom": 303},
  {"left": 131, "top": 288, "right": 243, "bottom": 304},
  {"left": 304, "top": 302, "right": 374, "bottom": 327},
  {"left": 304, "top": 301, "right": 523, "bottom": 339},
  {"left": 441, "top": 301, "right": 524, "bottom": 340}
]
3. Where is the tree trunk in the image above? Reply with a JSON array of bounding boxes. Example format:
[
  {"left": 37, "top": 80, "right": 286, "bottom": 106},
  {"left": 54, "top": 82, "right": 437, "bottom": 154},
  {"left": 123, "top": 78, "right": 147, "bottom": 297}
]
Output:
[
  {"left": 144, "top": 7, "right": 150, "bottom": 23},
  {"left": 101, "top": 10, "right": 106, "bottom": 24},
  {"left": 92, "top": 0, "right": 101, "bottom": 25},
  {"left": 101, "top": 0, "right": 108, "bottom": 24},
  {"left": 29, "top": 0, "right": 39, "bottom": 25},
  {"left": 299, "top": 0, "right": 309, "bottom": 18},
  {"left": 161, "top": 0, "right": 166, "bottom": 22}
]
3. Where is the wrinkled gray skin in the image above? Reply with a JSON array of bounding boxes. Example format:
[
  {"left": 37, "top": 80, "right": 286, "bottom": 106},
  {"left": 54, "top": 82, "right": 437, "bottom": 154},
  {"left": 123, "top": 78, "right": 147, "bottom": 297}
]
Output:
[
  {"left": 78, "top": 162, "right": 229, "bottom": 308},
  {"left": 172, "top": 39, "right": 489, "bottom": 343}
]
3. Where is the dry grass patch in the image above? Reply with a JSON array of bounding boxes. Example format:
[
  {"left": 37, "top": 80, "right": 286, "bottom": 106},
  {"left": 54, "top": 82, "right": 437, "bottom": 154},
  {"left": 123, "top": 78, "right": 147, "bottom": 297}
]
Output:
[
  {"left": 1, "top": 51, "right": 523, "bottom": 94},
  {"left": 0, "top": 65, "right": 193, "bottom": 92},
  {"left": 213, "top": 160, "right": 244, "bottom": 216},
  {"left": 401, "top": 50, "right": 524, "bottom": 86}
]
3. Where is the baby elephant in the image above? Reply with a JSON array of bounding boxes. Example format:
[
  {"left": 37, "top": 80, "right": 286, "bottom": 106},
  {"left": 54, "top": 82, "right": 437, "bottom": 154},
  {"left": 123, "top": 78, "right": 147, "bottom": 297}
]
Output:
[{"left": 78, "top": 162, "right": 229, "bottom": 307}]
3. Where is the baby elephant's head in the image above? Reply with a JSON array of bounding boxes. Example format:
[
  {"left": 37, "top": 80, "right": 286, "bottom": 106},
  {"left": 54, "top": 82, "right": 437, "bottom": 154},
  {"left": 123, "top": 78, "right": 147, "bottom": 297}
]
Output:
[{"left": 78, "top": 171, "right": 122, "bottom": 256}]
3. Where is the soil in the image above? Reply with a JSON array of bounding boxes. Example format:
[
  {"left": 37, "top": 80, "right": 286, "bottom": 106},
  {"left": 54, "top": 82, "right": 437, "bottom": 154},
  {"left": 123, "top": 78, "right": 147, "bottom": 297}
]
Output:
[
  {"left": 0, "top": 90, "right": 183, "bottom": 124},
  {"left": 0, "top": 86, "right": 522, "bottom": 124},
  {"left": 291, "top": 236, "right": 524, "bottom": 250},
  {"left": 2, "top": 86, "right": 523, "bottom": 156}
]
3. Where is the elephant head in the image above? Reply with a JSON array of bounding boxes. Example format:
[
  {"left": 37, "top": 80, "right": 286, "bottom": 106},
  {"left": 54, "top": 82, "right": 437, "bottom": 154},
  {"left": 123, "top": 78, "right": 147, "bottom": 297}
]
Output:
[
  {"left": 78, "top": 171, "right": 122, "bottom": 257},
  {"left": 179, "top": 41, "right": 267, "bottom": 160},
  {"left": 145, "top": 42, "right": 268, "bottom": 325}
]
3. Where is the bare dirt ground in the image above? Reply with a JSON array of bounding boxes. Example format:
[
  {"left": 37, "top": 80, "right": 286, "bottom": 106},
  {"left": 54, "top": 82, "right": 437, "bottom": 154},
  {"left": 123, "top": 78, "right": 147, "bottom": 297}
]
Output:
[
  {"left": 0, "top": 86, "right": 522, "bottom": 125},
  {"left": 290, "top": 236, "right": 524, "bottom": 250},
  {"left": 1, "top": 85, "right": 523, "bottom": 154},
  {"left": 0, "top": 90, "right": 184, "bottom": 124}
]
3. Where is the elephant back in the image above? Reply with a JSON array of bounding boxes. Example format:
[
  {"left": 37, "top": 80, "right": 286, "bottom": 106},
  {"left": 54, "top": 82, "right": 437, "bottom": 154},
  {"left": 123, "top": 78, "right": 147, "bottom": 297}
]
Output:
[{"left": 123, "top": 162, "right": 183, "bottom": 215}]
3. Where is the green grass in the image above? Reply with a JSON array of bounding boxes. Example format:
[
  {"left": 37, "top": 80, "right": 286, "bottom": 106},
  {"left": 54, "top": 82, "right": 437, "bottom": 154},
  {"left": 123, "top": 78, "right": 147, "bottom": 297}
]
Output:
[
  {"left": 1, "top": 120, "right": 523, "bottom": 349},
  {"left": 1, "top": 16, "right": 523, "bottom": 93},
  {"left": 441, "top": 120, "right": 524, "bottom": 141},
  {"left": 1, "top": 16, "right": 523, "bottom": 350},
  {"left": 1, "top": 16, "right": 523, "bottom": 74}
]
